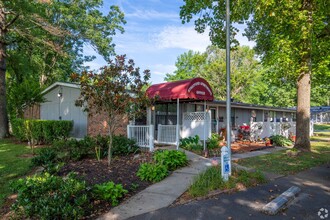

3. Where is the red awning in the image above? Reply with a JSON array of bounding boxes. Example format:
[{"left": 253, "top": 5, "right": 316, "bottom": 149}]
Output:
[{"left": 146, "top": 77, "right": 214, "bottom": 101}]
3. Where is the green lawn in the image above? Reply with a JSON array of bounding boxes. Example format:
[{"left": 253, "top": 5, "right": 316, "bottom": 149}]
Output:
[
  {"left": 314, "top": 124, "right": 330, "bottom": 131},
  {"left": 237, "top": 133, "right": 330, "bottom": 175},
  {"left": 0, "top": 139, "right": 33, "bottom": 207}
]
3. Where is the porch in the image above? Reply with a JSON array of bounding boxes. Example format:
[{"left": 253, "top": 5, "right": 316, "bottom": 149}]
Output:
[{"left": 127, "top": 77, "right": 298, "bottom": 151}]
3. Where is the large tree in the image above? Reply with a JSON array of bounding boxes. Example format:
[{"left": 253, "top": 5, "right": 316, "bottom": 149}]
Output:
[
  {"left": 180, "top": 0, "right": 330, "bottom": 150},
  {"left": 0, "top": 0, "right": 125, "bottom": 138}
]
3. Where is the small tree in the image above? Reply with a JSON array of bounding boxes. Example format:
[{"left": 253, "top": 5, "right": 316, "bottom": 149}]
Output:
[{"left": 74, "top": 55, "right": 151, "bottom": 165}]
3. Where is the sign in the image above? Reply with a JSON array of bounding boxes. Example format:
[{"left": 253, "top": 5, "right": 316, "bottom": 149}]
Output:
[{"left": 221, "top": 146, "right": 231, "bottom": 181}]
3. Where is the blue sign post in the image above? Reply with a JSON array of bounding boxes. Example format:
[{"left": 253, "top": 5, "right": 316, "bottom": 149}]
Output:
[{"left": 221, "top": 146, "right": 231, "bottom": 181}]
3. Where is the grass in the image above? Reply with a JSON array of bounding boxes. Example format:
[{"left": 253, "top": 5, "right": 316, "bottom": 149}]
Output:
[
  {"left": 237, "top": 134, "right": 330, "bottom": 175},
  {"left": 188, "top": 166, "right": 267, "bottom": 197},
  {"left": 0, "top": 139, "right": 33, "bottom": 207},
  {"left": 314, "top": 124, "right": 330, "bottom": 131}
]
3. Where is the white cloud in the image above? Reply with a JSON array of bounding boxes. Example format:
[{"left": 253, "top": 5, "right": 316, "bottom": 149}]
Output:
[
  {"left": 126, "top": 9, "right": 178, "bottom": 20},
  {"left": 152, "top": 64, "right": 176, "bottom": 75},
  {"left": 153, "top": 26, "right": 211, "bottom": 52}
]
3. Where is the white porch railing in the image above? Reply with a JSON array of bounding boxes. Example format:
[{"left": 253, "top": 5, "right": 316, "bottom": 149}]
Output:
[
  {"left": 127, "top": 125, "right": 154, "bottom": 151},
  {"left": 157, "top": 124, "right": 179, "bottom": 145},
  {"left": 250, "top": 122, "right": 296, "bottom": 139},
  {"left": 250, "top": 121, "right": 315, "bottom": 139}
]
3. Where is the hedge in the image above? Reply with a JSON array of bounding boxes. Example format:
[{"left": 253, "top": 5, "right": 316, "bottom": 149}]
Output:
[{"left": 11, "top": 119, "right": 73, "bottom": 144}]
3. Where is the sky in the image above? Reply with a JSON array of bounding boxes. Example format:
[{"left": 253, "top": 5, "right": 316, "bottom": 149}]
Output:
[{"left": 84, "top": 0, "right": 255, "bottom": 84}]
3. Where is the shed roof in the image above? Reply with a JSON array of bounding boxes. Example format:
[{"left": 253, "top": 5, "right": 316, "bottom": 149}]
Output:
[
  {"left": 146, "top": 77, "right": 214, "bottom": 101},
  {"left": 42, "top": 82, "right": 80, "bottom": 95}
]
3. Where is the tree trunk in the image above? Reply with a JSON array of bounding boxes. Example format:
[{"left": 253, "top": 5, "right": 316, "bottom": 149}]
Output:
[
  {"left": 294, "top": 0, "right": 312, "bottom": 151},
  {"left": 108, "top": 128, "right": 113, "bottom": 166},
  {"left": 294, "top": 73, "right": 311, "bottom": 151},
  {"left": 0, "top": 8, "right": 9, "bottom": 138}
]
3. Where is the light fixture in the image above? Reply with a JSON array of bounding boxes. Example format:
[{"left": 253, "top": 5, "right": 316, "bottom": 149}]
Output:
[
  {"left": 58, "top": 87, "right": 63, "bottom": 98},
  {"left": 151, "top": 105, "right": 155, "bottom": 111}
]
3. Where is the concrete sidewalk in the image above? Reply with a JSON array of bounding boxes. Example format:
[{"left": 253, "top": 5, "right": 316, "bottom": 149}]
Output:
[
  {"left": 100, "top": 148, "right": 285, "bottom": 220},
  {"left": 99, "top": 150, "right": 212, "bottom": 220}
]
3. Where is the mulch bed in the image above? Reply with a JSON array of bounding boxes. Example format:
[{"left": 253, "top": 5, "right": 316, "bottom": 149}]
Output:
[
  {"left": 0, "top": 153, "right": 154, "bottom": 219},
  {"left": 57, "top": 153, "right": 154, "bottom": 219}
]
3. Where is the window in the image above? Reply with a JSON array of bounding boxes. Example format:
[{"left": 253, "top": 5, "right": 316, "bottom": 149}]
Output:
[{"left": 195, "top": 105, "right": 204, "bottom": 112}]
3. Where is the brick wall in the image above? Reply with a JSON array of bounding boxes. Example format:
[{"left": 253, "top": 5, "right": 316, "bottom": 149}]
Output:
[
  {"left": 23, "top": 105, "right": 40, "bottom": 119},
  {"left": 87, "top": 110, "right": 129, "bottom": 137}
]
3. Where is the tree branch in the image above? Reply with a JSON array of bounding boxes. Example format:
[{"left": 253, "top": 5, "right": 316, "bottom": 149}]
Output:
[{"left": 4, "top": 14, "right": 19, "bottom": 31}]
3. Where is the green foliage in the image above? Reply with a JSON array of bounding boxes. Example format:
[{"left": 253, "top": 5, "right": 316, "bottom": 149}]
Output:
[
  {"left": 153, "top": 150, "right": 188, "bottom": 171},
  {"left": 207, "top": 133, "right": 222, "bottom": 149},
  {"left": 10, "top": 118, "right": 26, "bottom": 141},
  {"left": 52, "top": 137, "right": 94, "bottom": 162},
  {"left": 92, "top": 135, "right": 139, "bottom": 158},
  {"left": 11, "top": 173, "right": 89, "bottom": 219},
  {"left": 188, "top": 166, "right": 228, "bottom": 197},
  {"left": 7, "top": 79, "right": 45, "bottom": 119},
  {"left": 93, "top": 181, "right": 128, "bottom": 206},
  {"left": 314, "top": 124, "right": 330, "bottom": 131},
  {"left": 0, "top": 139, "right": 32, "bottom": 206},
  {"left": 112, "top": 135, "right": 139, "bottom": 156},
  {"left": 165, "top": 50, "right": 207, "bottom": 81},
  {"left": 11, "top": 119, "right": 73, "bottom": 144},
  {"left": 179, "top": 135, "right": 203, "bottom": 151},
  {"left": 137, "top": 163, "right": 168, "bottom": 183},
  {"left": 41, "top": 120, "right": 73, "bottom": 143},
  {"left": 31, "top": 148, "right": 59, "bottom": 173},
  {"left": 188, "top": 166, "right": 267, "bottom": 197},
  {"left": 235, "top": 170, "right": 267, "bottom": 187},
  {"left": 94, "top": 135, "right": 109, "bottom": 158},
  {"left": 269, "top": 135, "right": 293, "bottom": 147}
]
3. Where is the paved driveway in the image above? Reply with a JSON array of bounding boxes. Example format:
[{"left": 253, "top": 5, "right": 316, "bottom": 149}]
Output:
[{"left": 130, "top": 164, "right": 330, "bottom": 220}]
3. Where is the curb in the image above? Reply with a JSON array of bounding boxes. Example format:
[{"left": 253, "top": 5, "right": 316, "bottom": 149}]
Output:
[{"left": 262, "top": 186, "right": 301, "bottom": 215}]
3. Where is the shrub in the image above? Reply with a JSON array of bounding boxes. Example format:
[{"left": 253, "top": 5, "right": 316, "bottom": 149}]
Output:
[
  {"left": 112, "top": 135, "right": 139, "bottom": 156},
  {"left": 137, "top": 163, "right": 168, "bottom": 182},
  {"left": 31, "top": 148, "right": 60, "bottom": 173},
  {"left": 94, "top": 135, "right": 109, "bottom": 158},
  {"left": 11, "top": 119, "right": 73, "bottom": 144},
  {"left": 153, "top": 150, "right": 188, "bottom": 171},
  {"left": 10, "top": 118, "right": 26, "bottom": 141},
  {"left": 270, "top": 135, "right": 293, "bottom": 146},
  {"left": 42, "top": 120, "right": 73, "bottom": 143},
  {"left": 179, "top": 135, "right": 203, "bottom": 151},
  {"left": 93, "top": 181, "right": 128, "bottom": 206},
  {"left": 207, "top": 133, "right": 222, "bottom": 149},
  {"left": 11, "top": 173, "right": 89, "bottom": 219},
  {"left": 52, "top": 137, "right": 94, "bottom": 162}
]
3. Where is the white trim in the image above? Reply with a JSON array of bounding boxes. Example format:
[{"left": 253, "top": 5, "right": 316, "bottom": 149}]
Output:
[
  {"left": 189, "top": 101, "right": 296, "bottom": 113},
  {"left": 176, "top": 98, "right": 180, "bottom": 150},
  {"left": 42, "top": 82, "right": 80, "bottom": 95}
]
